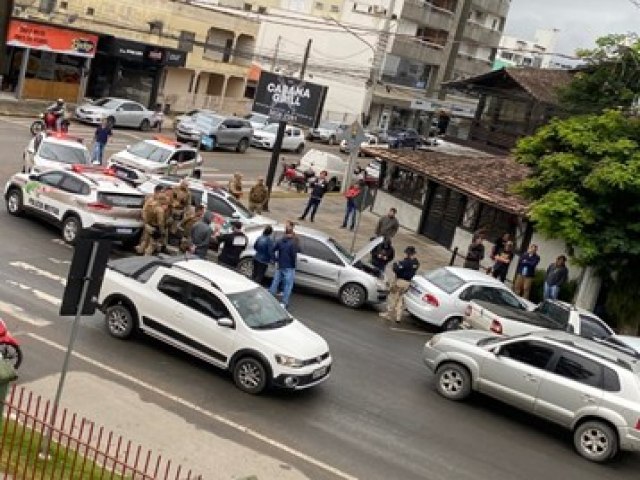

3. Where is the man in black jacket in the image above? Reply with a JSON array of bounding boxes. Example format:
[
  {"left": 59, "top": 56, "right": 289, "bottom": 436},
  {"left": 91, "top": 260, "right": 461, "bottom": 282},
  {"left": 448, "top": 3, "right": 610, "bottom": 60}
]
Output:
[
  {"left": 298, "top": 170, "right": 328, "bottom": 222},
  {"left": 216, "top": 221, "right": 248, "bottom": 268},
  {"left": 380, "top": 246, "right": 419, "bottom": 323}
]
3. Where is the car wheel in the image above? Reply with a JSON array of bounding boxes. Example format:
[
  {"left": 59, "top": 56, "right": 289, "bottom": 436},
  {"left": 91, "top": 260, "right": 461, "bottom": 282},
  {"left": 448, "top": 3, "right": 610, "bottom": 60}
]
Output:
[
  {"left": 442, "top": 317, "right": 462, "bottom": 331},
  {"left": 435, "top": 363, "right": 471, "bottom": 401},
  {"left": 327, "top": 178, "right": 337, "bottom": 192},
  {"left": 105, "top": 303, "right": 136, "bottom": 339},
  {"left": 295, "top": 143, "right": 305, "bottom": 154},
  {"left": 574, "top": 421, "right": 619, "bottom": 463},
  {"left": 339, "top": 283, "right": 367, "bottom": 308},
  {"left": 139, "top": 119, "right": 151, "bottom": 131},
  {"left": 6, "top": 188, "right": 24, "bottom": 216},
  {"left": 236, "top": 138, "right": 249, "bottom": 153},
  {"left": 237, "top": 257, "right": 254, "bottom": 278},
  {"left": 328, "top": 136, "right": 336, "bottom": 146},
  {"left": 0, "top": 343, "right": 22, "bottom": 369},
  {"left": 107, "top": 116, "right": 116, "bottom": 128},
  {"left": 233, "top": 357, "right": 268, "bottom": 394},
  {"left": 61, "top": 215, "right": 81, "bottom": 244}
]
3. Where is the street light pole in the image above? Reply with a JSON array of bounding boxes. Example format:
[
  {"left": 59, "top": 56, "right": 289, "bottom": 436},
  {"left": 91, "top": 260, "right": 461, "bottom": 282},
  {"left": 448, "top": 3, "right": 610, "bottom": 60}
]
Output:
[{"left": 0, "top": 0, "right": 15, "bottom": 89}]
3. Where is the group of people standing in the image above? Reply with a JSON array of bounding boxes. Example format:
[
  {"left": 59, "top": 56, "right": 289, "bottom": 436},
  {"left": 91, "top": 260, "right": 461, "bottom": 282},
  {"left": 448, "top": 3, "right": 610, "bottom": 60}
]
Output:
[{"left": 463, "top": 231, "right": 569, "bottom": 300}]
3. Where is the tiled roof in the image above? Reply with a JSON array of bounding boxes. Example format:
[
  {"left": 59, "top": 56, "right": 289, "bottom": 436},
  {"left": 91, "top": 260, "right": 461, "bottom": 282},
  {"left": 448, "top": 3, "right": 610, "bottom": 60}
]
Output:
[
  {"left": 364, "top": 147, "right": 531, "bottom": 215},
  {"left": 445, "top": 67, "right": 574, "bottom": 105}
]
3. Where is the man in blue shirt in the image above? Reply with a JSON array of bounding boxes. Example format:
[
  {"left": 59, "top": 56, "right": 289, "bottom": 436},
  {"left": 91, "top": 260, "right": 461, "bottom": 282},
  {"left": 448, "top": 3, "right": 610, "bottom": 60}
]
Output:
[
  {"left": 252, "top": 225, "right": 274, "bottom": 283},
  {"left": 513, "top": 244, "right": 540, "bottom": 299},
  {"left": 298, "top": 171, "right": 328, "bottom": 222},
  {"left": 92, "top": 118, "right": 112, "bottom": 165},
  {"left": 380, "top": 246, "right": 419, "bottom": 323},
  {"left": 269, "top": 226, "right": 299, "bottom": 309}
]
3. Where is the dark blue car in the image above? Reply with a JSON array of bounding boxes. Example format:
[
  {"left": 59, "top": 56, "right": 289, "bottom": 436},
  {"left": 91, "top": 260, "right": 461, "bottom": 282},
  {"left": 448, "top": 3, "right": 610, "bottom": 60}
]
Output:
[{"left": 387, "top": 128, "right": 421, "bottom": 149}]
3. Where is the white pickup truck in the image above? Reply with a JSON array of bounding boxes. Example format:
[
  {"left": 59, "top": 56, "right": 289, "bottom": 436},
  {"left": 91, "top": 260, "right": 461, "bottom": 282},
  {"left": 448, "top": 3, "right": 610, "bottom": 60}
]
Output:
[{"left": 463, "top": 299, "right": 614, "bottom": 340}]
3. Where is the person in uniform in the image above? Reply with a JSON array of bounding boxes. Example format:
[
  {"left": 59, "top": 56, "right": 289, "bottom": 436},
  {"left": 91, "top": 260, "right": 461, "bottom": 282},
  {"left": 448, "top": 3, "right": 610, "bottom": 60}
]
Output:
[
  {"left": 170, "top": 179, "right": 192, "bottom": 236},
  {"left": 136, "top": 192, "right": 169, "bottom": 255},
  {"left": 159, "top": 186, "right": 174, "bottom": 253},
  {"left": 248, "top": 177, "right": 268, "bottom": 213},
  {"left": 228, "top": 172, "right": 243, "bottom": 200},
  {"left": 179, "top": 204, "right": 205, "bottom": 253}
]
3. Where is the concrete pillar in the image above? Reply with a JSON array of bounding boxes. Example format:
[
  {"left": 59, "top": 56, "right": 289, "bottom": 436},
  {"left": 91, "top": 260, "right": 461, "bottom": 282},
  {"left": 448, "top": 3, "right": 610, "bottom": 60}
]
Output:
[
  {"left": 220, "top": 76, "right": 229, "bottom": 111},
  {"left": 15, "top": 48, "right": 30, "bottom": 100},
  {"left": 574, "top": 266, "right": 601, "bottom": 311},
  {"left": 77, "top": 58, "right": 91, "bottom": 105}
]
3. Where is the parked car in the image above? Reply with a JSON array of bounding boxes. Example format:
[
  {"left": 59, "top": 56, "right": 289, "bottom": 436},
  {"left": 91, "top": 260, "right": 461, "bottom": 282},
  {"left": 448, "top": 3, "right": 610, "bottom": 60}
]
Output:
[
  {"left": 464, "top": 298, "right": 614, "bottom": 339},
  {"left": 297, "top": 149, "right": 348, "bottom": 191},
  {"left": 23, "top": 132, "right": 91, "bottom": 173},
  {"left": 99, "top": 256, "right": 332, "bottom": 394},
  {"left": 137, "top": 175, "right": 276, "bottom": 234},
  {"left": 176, "top": 113, "right": 253, "bottom": 153},
  {"left": 173, "top": 109, "right": 215, "bottom": 131},
  {"left": 252, "top": 123, "right": 305, "bottom": 153},
  {"left": 75, "top": 97, "right": 157, "bottom": 130},
  {"left": 404, "top": 267, "right": 533, "bottom": 331},
  {"left": 339, "top": 133, "right": 387, "bottom": 156},
  {"left": 307, "top": 121, "right": 349, "bottom": 145},
  {"left": 237, "top": 225, "right": 389, "bottom": 308},
  {"left": 422, "top": 329, "right": 640, "bottom": 462},
  {"left": 612, "top": 335, "right": 640, "bottom": 353},
  {"left": 4, "top": 165, "right": 145, "bottom": 244},
  {"left": 387, "top": 128, "right": 421, "bottom": 149},
  {"left": 245, "top": 112, "right": 270, "bottom": 130},
  {"left": 107, "top": 137, "right": 203, "bottom": 185}
]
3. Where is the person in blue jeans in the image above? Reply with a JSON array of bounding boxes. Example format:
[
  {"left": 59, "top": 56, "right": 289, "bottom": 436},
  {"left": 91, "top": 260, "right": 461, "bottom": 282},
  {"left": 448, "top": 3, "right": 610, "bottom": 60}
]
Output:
[
  {"left": 269, "top": 227, "right": 299, "bottom": 309},
  {"left": 252, "top": 225, "right": 274, "bottom": 284},
  {"left": 544, "top": 255, "right": 569, "bottom": 300},
  {"left": 92, "top": 118, "right": 112, "bottom": 165}
]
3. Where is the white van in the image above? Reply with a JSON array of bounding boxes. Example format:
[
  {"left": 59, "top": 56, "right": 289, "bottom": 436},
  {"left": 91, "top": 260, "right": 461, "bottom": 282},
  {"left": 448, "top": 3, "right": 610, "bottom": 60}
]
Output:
[{"left": 298, "top": 149, "right": 348, "bottom": 191}]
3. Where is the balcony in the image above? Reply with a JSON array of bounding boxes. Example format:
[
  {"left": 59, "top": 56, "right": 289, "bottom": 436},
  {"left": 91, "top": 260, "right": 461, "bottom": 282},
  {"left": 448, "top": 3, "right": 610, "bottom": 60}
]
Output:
[
  {"left": 390, "top": 37, "right": 445, "bottom": 65},
  {"left": 455, "top": 53, "right": 493, "bottom": 77},
  {"left": 472, "top": 0, "right": 510, "bottom": 17},
  {"left": 400, "top": 0, "right": 455, "bottom": 31},
  {"left": 464, "top": 21, "right": 501, "bottom": 46}
]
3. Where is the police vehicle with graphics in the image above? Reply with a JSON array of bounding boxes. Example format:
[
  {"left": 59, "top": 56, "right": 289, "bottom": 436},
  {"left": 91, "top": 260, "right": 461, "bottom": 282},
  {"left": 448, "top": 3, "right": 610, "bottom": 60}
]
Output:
[
  {"left": 4, "top": 165, "right": 145, "bottom": 244},
  {"left": 107, "top": 136, "right": 203, "bottom": 185},
  {"left": 23, "top": 132, "right": 92, "bottom": 173}
]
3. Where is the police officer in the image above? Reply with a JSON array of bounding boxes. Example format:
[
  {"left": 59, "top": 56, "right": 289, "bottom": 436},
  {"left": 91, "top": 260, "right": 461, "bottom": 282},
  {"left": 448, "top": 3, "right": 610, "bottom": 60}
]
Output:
[
  {"left": 179, "top": 204, "right": 205, "bottom": 253},
  {"left": 380, "top": 246, "right": 420, "bottom": 323},
  {"left": 136, "top": 191, "right": 169, "bottom": 255},
  {"left": 159, "top": 186, "right": 174, "bottom": 253},
  {"left": 170, "top": 179, "right": 192, "bottom": 236},
  {"left": 135, "top": 186, "right": 162, "bottom": 255}
]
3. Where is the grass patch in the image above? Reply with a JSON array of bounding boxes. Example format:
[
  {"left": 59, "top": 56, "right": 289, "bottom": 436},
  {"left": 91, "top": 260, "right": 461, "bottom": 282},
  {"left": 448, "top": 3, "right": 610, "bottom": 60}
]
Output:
[{"left": 0, "top": 418, "right": 128, "bottom": 479}]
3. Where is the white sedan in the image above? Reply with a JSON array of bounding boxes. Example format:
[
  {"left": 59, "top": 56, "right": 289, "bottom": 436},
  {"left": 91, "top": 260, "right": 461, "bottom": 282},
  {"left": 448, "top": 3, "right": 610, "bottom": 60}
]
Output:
[
  {"left": 251, "top": 124, "right": 305, "bottom": 153},
  {"left": 75, "top": 97, "right": 157, "bottom": 130},
  {"left": 339, "top": 133, "right": 388, "bottom": 156},
  {"left": 23, "top": 132, "right": 91, "bottom": 173}
]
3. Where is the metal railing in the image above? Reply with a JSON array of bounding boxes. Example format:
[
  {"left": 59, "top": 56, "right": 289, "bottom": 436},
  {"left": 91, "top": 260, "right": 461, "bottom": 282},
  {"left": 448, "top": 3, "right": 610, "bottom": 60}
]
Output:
[{"left": 0, "top": 385, "right": 201, "bottom": 479}]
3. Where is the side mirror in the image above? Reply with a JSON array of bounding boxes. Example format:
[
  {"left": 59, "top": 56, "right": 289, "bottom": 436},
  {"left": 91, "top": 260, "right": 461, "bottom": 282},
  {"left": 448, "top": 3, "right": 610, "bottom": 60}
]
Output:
[
  {"left": 28, "top": 173, "right": 39, "bottom": 181},
  {"left": 231, "top": 212, "right": 241, "bottom": 219},
  {"left": 491, "top": 346, "right": 501, "bottom": 356},
  {"left": 219, "top": 124, "right": 226, "bottom": 130},
  {"left": 217, "top": 317, "right": 234, "bottom": 328}
]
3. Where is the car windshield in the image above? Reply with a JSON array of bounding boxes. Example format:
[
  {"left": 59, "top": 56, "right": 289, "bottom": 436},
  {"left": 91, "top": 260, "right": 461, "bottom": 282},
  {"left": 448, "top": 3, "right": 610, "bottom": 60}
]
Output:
[
  {"left": 319, "top": 121, "right": 339, "bottom": 129},
  {"left": 247, "top": 113, "right": 268, "bottom": 123},
  {"left": 225, "top": 194, "right": 254, "bottom": 218},
  {"left": 38, "top": 142, "right": 91, "bottom": 164},
  {"left": 194, "top": 115, "right": 223, "bottom": 129},
  {"left": 127, "top": 141, "right": 172, "bottom": 163},
  {"left": 327, "top": 238, "right": 353, "bottom": 263},
  {"left": 92, "top": 98, "right": 120, "bottom": 109},
  {"left": 227, "top": 287, "right": 293, "bottom": 329},
  {"left": 262, "top": 124, "right": 279, "bottom": 134},
  {"left": 425, "top": 269, "right": 465, "bottom": 294}
]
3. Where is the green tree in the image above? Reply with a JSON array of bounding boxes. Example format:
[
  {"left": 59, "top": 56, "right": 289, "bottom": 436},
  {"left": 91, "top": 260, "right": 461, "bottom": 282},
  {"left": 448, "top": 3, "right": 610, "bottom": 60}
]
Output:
[
  {"left": 515, "top": 110, "right": 640, "bottom": 334},
  {"left": 559, "top": 33, "right": 640, "bottom": 114}
]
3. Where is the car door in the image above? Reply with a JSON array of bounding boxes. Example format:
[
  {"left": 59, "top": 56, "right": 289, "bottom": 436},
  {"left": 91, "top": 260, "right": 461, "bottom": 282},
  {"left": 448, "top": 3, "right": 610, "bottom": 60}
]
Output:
[
  {"left": 24, "top": 171, "right": 66, "bottom": 220},
  {"left": 295, "top": 236, "right": 344, "bottom": 292},
  {"left": 283, "top": 127, "right": 295, "bottom": 150},
  {"left": 478, "top": 340, "right": 555, "bottom": 412},
  {"left": 169, "top": 149, "right": 197, "bottom": 176},
  {"left": 534, "top": 349, "right": 605, "bottom": 427},
  {"left": 216, "top": 119, "right": 235, "bottom": 146},
  {"left": 117, "top": 102, "right": 140, "bottom": 127}
]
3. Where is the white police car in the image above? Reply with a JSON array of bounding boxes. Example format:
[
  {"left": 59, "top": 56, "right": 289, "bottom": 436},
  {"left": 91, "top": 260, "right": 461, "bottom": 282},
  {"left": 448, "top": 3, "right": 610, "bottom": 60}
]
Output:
[
  {"left": 108, "top": 136, "right": 203, "bottom": 185},
  {"left": 4, "top": 165, "right": 145, "bottom": 244},
  {"left": 23, "top": 132, "right": 91, "bottom": 173}
]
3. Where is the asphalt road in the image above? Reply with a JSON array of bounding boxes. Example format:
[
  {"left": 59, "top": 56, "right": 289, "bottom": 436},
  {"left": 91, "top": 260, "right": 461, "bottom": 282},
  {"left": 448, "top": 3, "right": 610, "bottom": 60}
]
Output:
[{"left": 0, "top": 117, "right": 638, "bottom": 479}]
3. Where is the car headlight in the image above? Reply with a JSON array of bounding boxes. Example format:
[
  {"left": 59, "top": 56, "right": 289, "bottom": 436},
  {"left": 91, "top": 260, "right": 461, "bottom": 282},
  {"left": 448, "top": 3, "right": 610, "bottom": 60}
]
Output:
[{"left": 275, "top": 354, "right": 305, "bottom": 368}]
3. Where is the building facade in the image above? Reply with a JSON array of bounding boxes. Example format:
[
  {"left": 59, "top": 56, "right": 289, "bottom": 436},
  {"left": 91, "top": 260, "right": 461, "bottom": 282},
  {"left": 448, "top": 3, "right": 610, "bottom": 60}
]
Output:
[
  {"left": 494, "top": 28, "right": 558, "bottom": 69},
  {"left": 5, "top": 0, "right": 259, "bottom": 113}
]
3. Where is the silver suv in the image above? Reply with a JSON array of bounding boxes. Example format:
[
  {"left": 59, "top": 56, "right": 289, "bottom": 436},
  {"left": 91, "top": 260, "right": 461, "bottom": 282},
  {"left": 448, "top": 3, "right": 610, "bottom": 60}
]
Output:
[
  {"left": 422, "top": 329, "right": 640, "bottom": 462},
  {"left": 176, "top": 113, "right": 253, "bottom": 153}
]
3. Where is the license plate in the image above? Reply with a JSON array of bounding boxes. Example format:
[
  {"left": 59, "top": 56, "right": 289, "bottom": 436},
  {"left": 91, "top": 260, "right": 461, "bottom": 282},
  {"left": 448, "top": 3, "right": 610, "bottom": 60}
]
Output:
[
  {"left": 312, "top": 366, "right": 327, "bottom": 379},
  {"left": 115, "top": 170, "right": 129, "bottom": 179},
  {"left": 116, "top": 228, "right": 133, "bottom": 234}
]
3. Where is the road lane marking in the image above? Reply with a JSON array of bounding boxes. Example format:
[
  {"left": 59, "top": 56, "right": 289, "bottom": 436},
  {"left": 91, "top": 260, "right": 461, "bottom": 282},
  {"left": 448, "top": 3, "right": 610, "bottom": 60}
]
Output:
[
  {"left": 0, "top": 301, "right": 52, "bottom": 327},
  {"left": 51, "top": 239, "right": 73, "bottom": 249},
  {"left": 27, "top": 332, "right": 358, "bottom": 480},
  {"left": 389, "top": 327, "right": 431, "bottom": 336},
  {"left": 6, "top": 281, "right": 61, "bottom": 307},
  {"left": 9, "top": 261, "right": 67, "bottom": 286},
  {"left": 48, "top": 257, "right": 71, "bottom": 265}
]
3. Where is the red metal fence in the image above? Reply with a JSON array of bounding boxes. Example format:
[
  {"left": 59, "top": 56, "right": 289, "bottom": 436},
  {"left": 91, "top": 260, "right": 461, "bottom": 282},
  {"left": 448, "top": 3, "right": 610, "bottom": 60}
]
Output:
[{"left": 0, "top": 385, "right": 202, "bottom": 479}]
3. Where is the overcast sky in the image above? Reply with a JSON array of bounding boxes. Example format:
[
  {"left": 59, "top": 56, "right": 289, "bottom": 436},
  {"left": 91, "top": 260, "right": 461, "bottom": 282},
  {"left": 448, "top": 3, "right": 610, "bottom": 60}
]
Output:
[{"left": 504, "top": 0, "right": 640, "bottom": 56}]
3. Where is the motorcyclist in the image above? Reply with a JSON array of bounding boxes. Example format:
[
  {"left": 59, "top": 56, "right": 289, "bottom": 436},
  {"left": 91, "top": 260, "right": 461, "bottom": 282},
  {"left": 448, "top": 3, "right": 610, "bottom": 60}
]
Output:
[{"left": 45, "top": 98, "right": 66, "bottom": 131}]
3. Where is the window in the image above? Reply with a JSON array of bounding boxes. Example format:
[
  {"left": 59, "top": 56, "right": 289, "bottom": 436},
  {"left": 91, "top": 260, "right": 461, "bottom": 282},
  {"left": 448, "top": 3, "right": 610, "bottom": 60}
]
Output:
[
  {"left": 424, "top": 269, "right": 465, "bottom": 294},
  {"left": 330, "top": 4, "right": 340, "bottom": 12},
  {"left": 171, "top": 150, "right": 197, "bottom": 164},
  {"left": 603, "top": 367, "right": 621, "bottom": 392},
  {"left": 460, "top": 286, "right": 524, "bottom": 309},
  {"left": 243, "top": 3, "right": 252, "bottom": 10},
  {"left": 553, "top": 351, "right": 602, "bottom": 388},
  {"left": 60, "top": 1, "right": 68, "bottom": 9},
  {"left": 207, "top": 196, "right": 234, "bottom": 217},
  {"left": 315, "top": 2, "right": 324, "bottom": 9},
  {"left": 187, "top": 285, "right": 229, "bottom": 319},
  {"left": 38, "top": 172, "right": 64, "bottom": 187},
  {"left": 501, "top": 52, "right": 513, "bottom": 60},
  {"left": 58, "top": 175, "right": 88, "bottom": 195},
  {"left": 258, "top": 6, "right": 267, "bottom": 13},
  {"left": 579, "top": 315, "right": 611, "bottom": 340},
  {"left": 121, "top": 103, "right": 143, "bottom": 112},
  {"left": 300, "top": 238, "right": 343, "bottom": 265},
  {"left": 158, "top": 276, "right": 187, "bottom": 302},
  {"left": 190, "top": 189, "right": 203, "bottom": 207},
  {"left": 536, "top": 302, "right": 570, "bottom": 328},
  {"left": 382, "top": 166, "right": 427, "bottom": 207},
  {"left": 86, "top": 7, "right": 95, "bottom": 15},
  {"left": 178, "top": 31, "right": 196, "bottom": 53},
  {"left": 499, "top": 341, "right": 555, "bottom": 369},
  {"left": 38, "top": 143, "right": 91, "bottom": 165}
]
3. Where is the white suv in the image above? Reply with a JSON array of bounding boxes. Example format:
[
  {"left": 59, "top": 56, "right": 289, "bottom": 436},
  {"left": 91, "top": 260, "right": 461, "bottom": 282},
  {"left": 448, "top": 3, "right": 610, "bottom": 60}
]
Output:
[
  {"left": 4, "top": 166, "right": 145, "bottom": 244},
  {"left": 98, "top": 256, "right": 332, "bottom": 394},
  {"left": 23, "top": 132, "right": 91, "bottom": 173}
]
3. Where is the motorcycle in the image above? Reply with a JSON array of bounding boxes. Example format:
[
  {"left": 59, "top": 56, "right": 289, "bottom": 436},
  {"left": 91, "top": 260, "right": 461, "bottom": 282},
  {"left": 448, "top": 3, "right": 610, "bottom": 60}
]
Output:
[
  {"left": 0, "top": 318, "right": 22, "bottom": 369},
  {"left": 285, "top": 166, "right": 316, "bottom": 193},
  {"left": 30, "top": 111, "right": 70, "bottom": 136}
]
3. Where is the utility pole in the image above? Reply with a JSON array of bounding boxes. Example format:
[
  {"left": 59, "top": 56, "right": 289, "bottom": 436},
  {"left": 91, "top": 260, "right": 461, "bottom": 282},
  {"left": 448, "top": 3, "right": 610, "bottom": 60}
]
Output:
[
  {"left": 0, "top": 0, "right": 14, "bottom": 90},
  {"left": 264, "top": 40, "right": 313, "bottom": 211},
  {"left": 271, "top": 35, "right": 281, "bottom": 71}
]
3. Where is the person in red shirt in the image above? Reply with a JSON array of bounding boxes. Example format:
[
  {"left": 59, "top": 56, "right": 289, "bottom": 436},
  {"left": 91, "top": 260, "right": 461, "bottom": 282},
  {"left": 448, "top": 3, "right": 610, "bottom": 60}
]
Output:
[{"left": 341, "top": 180, "right": 363, "bottom": 230}]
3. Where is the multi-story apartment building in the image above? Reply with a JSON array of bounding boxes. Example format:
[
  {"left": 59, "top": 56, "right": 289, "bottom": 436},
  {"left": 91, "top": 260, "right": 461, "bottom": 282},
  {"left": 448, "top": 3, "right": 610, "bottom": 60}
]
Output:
[
  {"left": 4, "top": 0, "right": 259, "bottom": 113},
  {"left": 494, "top": 29, "right": 559, "bottom": 69}
]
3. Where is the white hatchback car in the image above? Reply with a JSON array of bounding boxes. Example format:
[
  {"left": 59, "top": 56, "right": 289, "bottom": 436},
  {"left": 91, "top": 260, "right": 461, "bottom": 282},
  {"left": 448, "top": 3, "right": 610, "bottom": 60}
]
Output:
[
  {"left": 23, "top": 132, "right": 91, "bottom": 173},
  {"left": 4, "top": 165, "right": 145, "bottom": 244},
  {"left": 404, "top": 267, "right": 532, "bottom": 330},
  {"left": 99, "top": 256, "right": 332, "bottom": 394},
  {"left": 252, "top": 124, "right": 305, "bottom": 153}
]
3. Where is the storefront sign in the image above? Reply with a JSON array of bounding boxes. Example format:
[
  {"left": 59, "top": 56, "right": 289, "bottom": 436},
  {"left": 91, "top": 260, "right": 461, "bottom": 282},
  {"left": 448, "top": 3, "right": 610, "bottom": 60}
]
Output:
[
  {"left": 165, "top": 49, "right": 187, "bottom": 67},
  {"left": 252, "top": 71, "right": 327, "bottom": 128},
  {"left": 410, "top": 98, "right": 477, "bottom": 118},
  {"left": 7, "top": 20, "right": 97, "bottom": 58}
]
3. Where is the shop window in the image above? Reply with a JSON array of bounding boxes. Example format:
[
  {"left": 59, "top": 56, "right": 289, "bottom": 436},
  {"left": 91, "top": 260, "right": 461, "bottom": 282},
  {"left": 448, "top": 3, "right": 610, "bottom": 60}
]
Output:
[
  {"left": 86, "top": 7, "right": 95, "bottom": 16},
  {"left": 382, "top": 165, "right": 427, "bottom": 207},
  {"left": 473, "top": 204, "right": 517, "bottom": 243},
  {"left": 330, "top": 5, "right": 340, "bottom": 12},
  {"left": 461, "top": 198, "right": 479, "bottom": 230},
  {"left": 178, "top": 31, "right": 195, "bottom": 53},
  {"left": 258, "top": 6, "right": 267, "bottom": 13}
]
